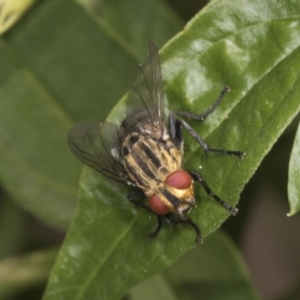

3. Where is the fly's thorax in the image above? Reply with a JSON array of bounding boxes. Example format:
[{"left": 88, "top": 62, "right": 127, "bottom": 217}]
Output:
[
  {"left": 119, "top": 109, "right": 168, "bottom": 140},
  {"left": 121, "top": 132, "right": 182, "bottom": 191}
]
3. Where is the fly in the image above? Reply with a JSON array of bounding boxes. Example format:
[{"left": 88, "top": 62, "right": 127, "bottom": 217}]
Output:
[{"left": 68, "top": 41, "right": 245, "bottom": 244}]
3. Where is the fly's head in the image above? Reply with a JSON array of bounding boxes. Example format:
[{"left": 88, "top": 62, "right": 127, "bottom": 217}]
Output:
[{"left": 148, "top": 170, "right": 196, "bottom": 220}]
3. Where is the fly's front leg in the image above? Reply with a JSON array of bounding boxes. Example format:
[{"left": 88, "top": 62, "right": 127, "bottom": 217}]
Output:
[
  {"left": 127, "top": 190, "right": 164, "bottom": 239},
  {"left": 127, "top": 189, "right": 152, "bottom": 212},
  {"left": 175, "top": 86, "right": 230, "bottom": 121},
  {"left": 189, "top": 171, "right": 238, "bottom": 215},
  {"left": 165, "top": 214, "right": 202, "bottom": 244}
]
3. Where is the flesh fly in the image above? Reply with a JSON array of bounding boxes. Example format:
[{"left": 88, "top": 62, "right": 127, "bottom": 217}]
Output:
[{"left": 68, "top": 41, "right": 245, "bottom": 243}]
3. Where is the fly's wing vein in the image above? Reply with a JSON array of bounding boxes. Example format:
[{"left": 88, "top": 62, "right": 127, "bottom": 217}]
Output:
[
  {"left": 68, "top": 122, "right": 128, "bottom": 183},
  {"left": 126, "top": 40, "right": 165, "bottom": 134}
]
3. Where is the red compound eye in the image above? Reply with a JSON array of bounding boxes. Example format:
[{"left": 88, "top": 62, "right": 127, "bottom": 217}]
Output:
[
  {"left": 165, "top": 170, "right": 192, "bottom": 189},
  {"left": 149, "top": 194, "right": 170, "bottom": 214}
]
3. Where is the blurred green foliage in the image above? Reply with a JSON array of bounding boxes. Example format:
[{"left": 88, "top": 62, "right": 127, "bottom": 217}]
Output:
[{"left": 1, "top": 0, "right": 300, "bottom": 299}]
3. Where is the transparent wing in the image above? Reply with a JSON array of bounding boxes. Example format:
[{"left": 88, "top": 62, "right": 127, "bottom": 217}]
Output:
[
  {"left": 68, "top": 122, "right": 129, "bottom": 183},
  {"left": 125, "top": 40, "right": 165, "bottom": 134}
]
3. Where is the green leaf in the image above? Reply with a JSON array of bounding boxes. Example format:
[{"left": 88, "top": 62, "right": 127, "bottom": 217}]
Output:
[
  {"left": 288, "top": 121, "right": 300, "bottom": 216},
  {"left": 128, "top": 274, "right": 177, "bottom": 300},
  {"left": 0, "top": 0, "right": 180, "bottom": 228},
  {"left": 77, "top": 0, "right": 184, "bottom": 59},
  {"left": 128, "top": 231, "right": 260, "bottom": 300},
  {"left": 44, "top": 0, "right": 300, "bottom": 299},
  {"left": 0, "top": 44, "right": 77, "bottom": 228},
  {"left": 0, "top": 191, "right": 27, "bottom": 259},
  {"left": 164, "top": 231, "right": 260, "bottom": 300}
]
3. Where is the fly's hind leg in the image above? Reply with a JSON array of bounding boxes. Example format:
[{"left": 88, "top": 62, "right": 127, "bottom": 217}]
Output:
[
  {"left": 169, "top": 86, "right": 245, "bottom": 158},
  {"left": 175, "top": 86, "right": 230, "bottom": 121},
  {"left": 189, "top": 171, "right": 238, "bottom": 215},
  {"left": 180, "top": 118, "right": 245, "bottom": 158},
  {"left": 165, "top": 213, "right": 202, "bottom": 244},
  {"left": 127, "top": 190, "right": 164, "bottom": 240}
]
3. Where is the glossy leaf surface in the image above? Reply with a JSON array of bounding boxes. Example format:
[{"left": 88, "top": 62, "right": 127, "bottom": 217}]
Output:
[{"left": 129, "top": 231, "right": 260, "bottom": 300}]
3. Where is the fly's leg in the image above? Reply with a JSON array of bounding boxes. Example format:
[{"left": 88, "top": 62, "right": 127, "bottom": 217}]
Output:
[
  {"left": 127, "top": 190, "right": 164, "bottom": 239},
  {"left": 189, "top": 171, "right": 238, "bottom": 215},
  {"left": 127, "top": 189, "right": 143, "bottom": 201},
  {"left": 169, "top": 114, "right": 183, "bottom": 149},
  {"left": 149, "top": 215, "right": 163, "bottom": 239},
  {"left": 127, "top": 189, "right": 152, "bottom": 212},
  {"left": 165, "top": 213, "right": 202, "bottom": 244},
  {"left": 175, "top": 86, "right": 230, "bottom": 121},
  {"left": 169, "top": 112, "right": 244, "bottom": 158},
  {"left": 169, "top": 86, "right": 245, "bottom": 158},
  {"left": 180, "top": 118, "right": 245, "bottom": 158}
]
